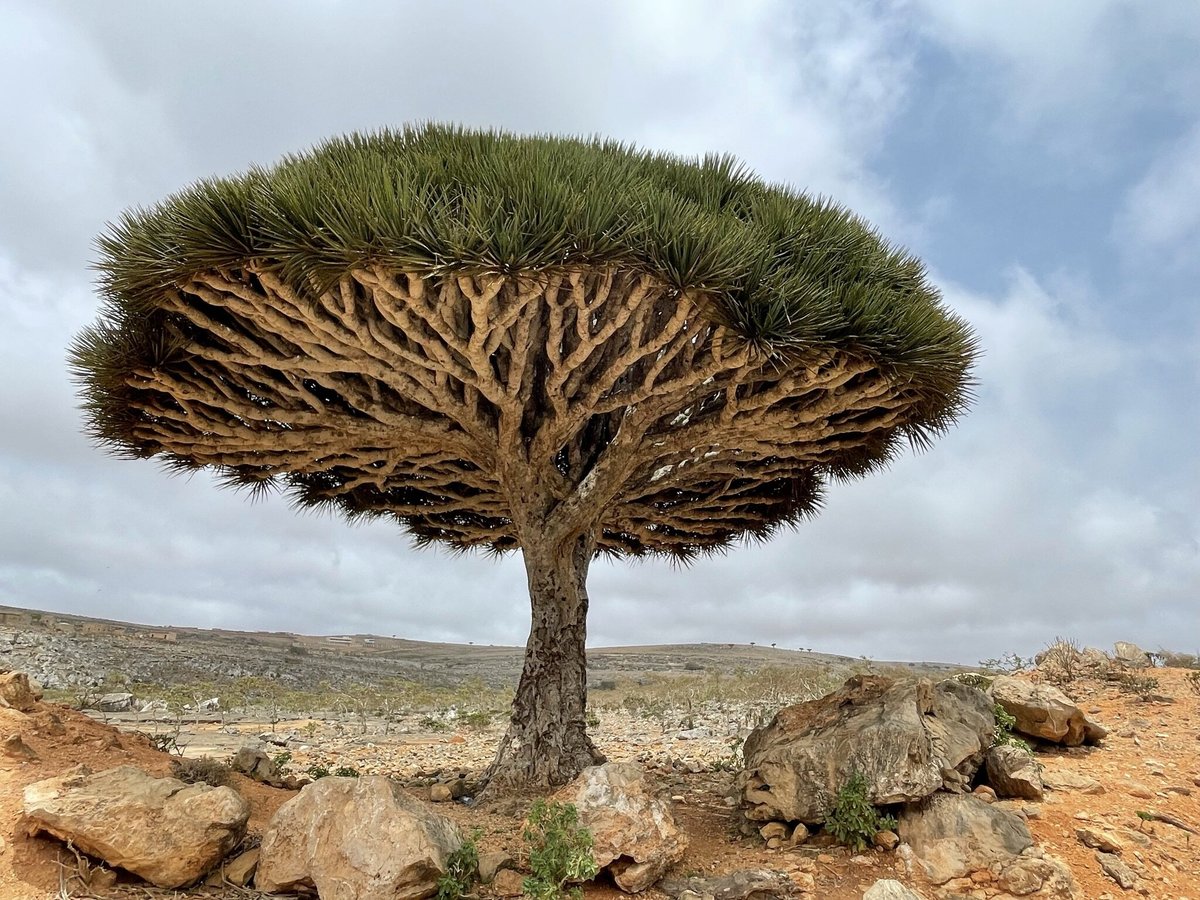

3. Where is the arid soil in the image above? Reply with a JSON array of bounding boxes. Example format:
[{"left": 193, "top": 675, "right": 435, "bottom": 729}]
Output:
[{"left": 1, "top": 668, "right": 1197, "bottom": 900}]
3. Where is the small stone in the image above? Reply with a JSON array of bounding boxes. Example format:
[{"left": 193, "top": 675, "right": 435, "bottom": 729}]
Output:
[
  {"left": 1127, "top": 786, "right": 1155, "bottom": 800},
  {"left": 2, "top": 734, "right": 37, "bottom": 760},
  {"left": 478, "top": 850, "right": 514, "bottom": 884},
  {"left": 862, "top": 879, "right": 924, "bottom": 899},
  {"left": 789, "top": 823, "right": 810, "bottom": 845},
  {"left": 766, "top": 836, "right": 783, "bottom": 850},
  {"left": 759, "top": 821, "right": 790, "bottom": 841},
  {"left": 492, "top": 868, "right": 525, "bottom": 896},
  {"left": 429, "top": 783, "right": 453, "bottom": 802},
  {"left": 1097, "top": 852, "right": 1138, "bottom": 889},
  {"left": 88, "top": 868, "right": 118, "bottom": 891},
  {"left": 971, "top": 785, "right": 996, "bottom": 802},
  {"left": 1077, "top": 826, "right": 1125, "bottom": 854},
  {"left": 873, "top": 830, "right": 900, "bottom": 850}
]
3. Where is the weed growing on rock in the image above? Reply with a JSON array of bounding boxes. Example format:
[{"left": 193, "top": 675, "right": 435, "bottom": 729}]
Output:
[
  {"left": 522, "top": 800, "right": 598, "bottom": 900},
  {"left": 825, "top": 772, "right": 898, "bottom": 852},
  {"left": 993, "top": 704, "right": 1033, "bottom": 753},
  {"left": 436, "top": 829, "right": 481, "bottom": 900}
]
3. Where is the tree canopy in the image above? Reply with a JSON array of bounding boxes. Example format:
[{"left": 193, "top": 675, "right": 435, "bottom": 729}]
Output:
[{"left": 71, "top": 124, "right": 975, "bottom": 561}]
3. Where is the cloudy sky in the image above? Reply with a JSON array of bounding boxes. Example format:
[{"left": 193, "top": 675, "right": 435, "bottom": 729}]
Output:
[{"left": 1, "top": 1, "right": 1196, "bottom": 665}]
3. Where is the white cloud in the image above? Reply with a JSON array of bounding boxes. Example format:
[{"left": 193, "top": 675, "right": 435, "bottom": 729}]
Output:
[{"left": 1114, "top": 121, "right": 1200, "bottom": 261}]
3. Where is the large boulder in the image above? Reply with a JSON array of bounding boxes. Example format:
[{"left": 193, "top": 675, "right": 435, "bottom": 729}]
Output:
[
  {"left": 556, "top": 762, "right": 687, "bottom": 892},
  {"left": 95, "top": 692, "right": 135, "bottom": 712},
  {"left": 0, "top": 671, "right": 42, "bottom": 711},
  {"left": 897, "top": 792, "right": 1031, "bottom": 884},
  {"left": 256, "top": 775, "right": 462, "bottom": 900},
  {"left": 985, "top": 744, "right": 1044, "bottom": 800},
  {"left": 231, "top": 747, "right": 285, "bottom": 787},
  {"left": 738, "top": 676, "right": 994, "bottom": 824},
  {"left": 990, "top": 676, "right": 1106, "bottom": 746},
  {"left": 23, "top": 765, "right": 249, "bottom": 889},
  {"left": 1112, "top": 641, "right": 1152, "bottom": 668}
]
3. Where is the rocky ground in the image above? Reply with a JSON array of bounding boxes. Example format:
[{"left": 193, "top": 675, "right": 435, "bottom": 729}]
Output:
[{"left": 0, "top": 635, "right": 1198, "bottom": 900}]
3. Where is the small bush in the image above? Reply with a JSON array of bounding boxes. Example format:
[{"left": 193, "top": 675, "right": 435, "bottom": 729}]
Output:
[
  {"left": 992, "top": 704, "right": 1032, "bottom": 753},
  {"left": 171, "top": 756, "right": 234, "bottom": 787},
  {"left": 420, "top": 715, "right": 451, "bottom": 732},
  {"left": 272, "top": 750, "right": 293, "bottom": 768},
  {"left": 824, "top": 772, "right": 898, "bottom": 851},
  {"left": 1186, "top": 671, "right": 1200, "bottom": 695},
  {"left": 460, "top": 710, "right": 493, "bottom": 731},
  {"left": 332, "top": 765, "right": 360, "bottom": 777},
  {"left": 979, "top": 652, "right": 1031, "bottom": 674},
  {"left": 522, "top": 800, "right": 598, "bottom": 900},
  {"left": 436, "top": 829, "right": 481, "bottom": 900},
  {"left": 306, "top": 764, "right": 331, "bottom": 780},
  {"left": 1117, "top": 673, "right": 1160, "bottom": 700},
  {"left": 953, "top": 672, "right": 993, "bottom": 690}
]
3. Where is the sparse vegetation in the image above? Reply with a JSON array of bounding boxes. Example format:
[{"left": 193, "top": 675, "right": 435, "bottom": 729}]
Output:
[
  {"left": 436, "top": 829, "right": 481, "bottom": 900},
  {"left": 1117, "top": 673, "right": 1160, "bottom": 701},
  {"left": 824, "top": 772, "right": 898, "bottom": 852},
  {"left": 1186, "top": 671, "right": 1200, "bottom": 695},
  {"left": 522, "top": 800, "right": 598, "bottom": 900},
  {"left": 170, "top": 756, "right": 234, "bottom": 787},
  {"left": 979, "top": 652, "right": 1031, "bottom": 674},
  {"left": 992, "top": 704, "right": 1032, "bottom": 753},
  {"left": 1038, "top": 636, "right": 1082, "bottom": 684}
]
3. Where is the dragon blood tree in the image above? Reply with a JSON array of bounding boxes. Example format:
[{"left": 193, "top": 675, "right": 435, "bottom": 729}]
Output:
[{"left": 71, "top": 125, "right": 976, "bottom": 790}]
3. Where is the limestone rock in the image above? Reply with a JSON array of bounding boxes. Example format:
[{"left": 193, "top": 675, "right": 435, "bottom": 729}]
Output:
[
  {"left": 985, "top": 744, "right": 1044, "bottom": 800},
  {"left": 2, "top": 733, "right": 37, "bottom": 760},
  {"left": 492, "top": 868, "right": 526, "bottom": 896},
  {"left": 429, "top": 783, "right": 453, "bottom": 802},
  {"left": 230, "top": 747, "right": 284, "bottom": 787},
  {"left": 659, "top": 868, "right": 795, "bottom": 900},
  {"left": 1040, "top": 766, "right": 1104, "bottom": 794},
  {"left": 990, "top": 676, "right": 1107, "bottom": 746},
  {"left": 95, "top": 692, "right": 135, "bottom": 712},
  {"left": 0, "top": 671, "right": 42, "bottom": 711},
  {"left": 739, "top": 676, "right": 994, "bottom": 824},
  {"left": 556, "top": 762, "right": 687, "bottom": 892},
  {"left": 23, "top": 764, "right": 249, "bottom": 889},
  {"left": 862, "top": 880, "right": 926, "bottom": 900},
  {"left": 1112, "top": 641, "right": 1152, "bottom": 668},
  {"left": 478, "top": 850, "right": 515, "bottom": 884},
  {"left": 1097, "top": 851, "right": 1137, "bottom": 888},
  {"left": 206, "top": 847, "right": 259, "bottom": 887},
  {"left": 997, "top": 849, "right": 1079, "bottom": 898},
  {"left": 897, "top": 792, "right": 1032, "bottom": 885},
  {"left": 256, "top": 775, "right": 461, "bottom": 900}
]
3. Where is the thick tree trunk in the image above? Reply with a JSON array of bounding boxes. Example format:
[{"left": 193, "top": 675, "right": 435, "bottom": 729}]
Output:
[{"left": 482, "top": 532, "right": 606, "bottom": 792}]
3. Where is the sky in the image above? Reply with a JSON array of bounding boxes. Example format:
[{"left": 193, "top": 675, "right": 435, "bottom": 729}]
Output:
[{"left": 0, "top": 1, "right": 1196, "bottom": 665}]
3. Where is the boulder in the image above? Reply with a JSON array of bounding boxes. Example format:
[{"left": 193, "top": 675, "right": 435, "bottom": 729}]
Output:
[
  {"left": 985, "top": 744, "right": 1044, "bottom": 801},
  {"left": 897, "top": 792, "right": 1031, "bottom": 884},
  {"left": 255, "top": 775, "right": 462, "bottom": 900},
  {"left": 862, "top": 881, "right": 927, "bottom": 900},
  {"left": 659, "top": 868, "right": 795, "bottom": 900},
  {"left": 95, "top": 692, "right": 135, "bottom": 712},
  {"left": 996, "top": 848, "right": 1079, "bottom": 898},
  {"left": 739, "top": 676, "right": 994, "bottom": 824},
  {"left": 556, "top": 762, "right": 687, "bottom": 892},
  {"left": 1112, "top": 641, "right": 1152, "bottom": 668},
  {"left": 231, "top": 747, "right": 285, "bottom": 787},
  {"left": 990, "top": 676, "right": 1106, "bottom": 746},
  {"left": 23, "top": 764, "right": 248, "bottom": 889},
  {"left": 0, "top": 671, "right": 42, "bottom": 711}
]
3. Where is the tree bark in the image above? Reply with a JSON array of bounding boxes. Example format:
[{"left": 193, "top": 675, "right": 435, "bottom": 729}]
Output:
[{"left": 482, "top": 531, "right": 606, "bottom": 792}]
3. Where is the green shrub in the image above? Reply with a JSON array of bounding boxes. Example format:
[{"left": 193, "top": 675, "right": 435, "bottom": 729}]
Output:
[
  {"left": 992, "top": 704, "right": 1032, "bottom": 753},
  {"left": 824, "top": 772, "right": 897, "bottom": 851},
  {"left": 522, "top": 800, "right": 598, "bottom": 900},
  {"left": 306, "top": 763, "right": 331, "bottom": 780},
  {"left": 332, "top": 765, "right": 360, "bottom": 777},
  {"left": 436, "top": 829, "right": 481, "bottom": 900},
  {"left": 272, "top": 750, "right": 293, "bottom": 769}
]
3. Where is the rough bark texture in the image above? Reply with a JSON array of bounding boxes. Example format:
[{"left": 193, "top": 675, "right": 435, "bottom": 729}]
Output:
[{"left": 485, "top": 533, "right": 605, "bottom": 790}]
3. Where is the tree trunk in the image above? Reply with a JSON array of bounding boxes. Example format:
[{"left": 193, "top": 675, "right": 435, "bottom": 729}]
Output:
[{"left": 483, "top": 532, "right": 606, "bottom": 792}]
